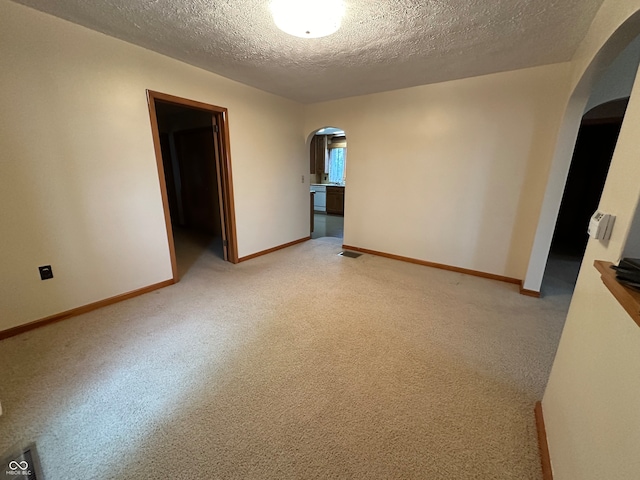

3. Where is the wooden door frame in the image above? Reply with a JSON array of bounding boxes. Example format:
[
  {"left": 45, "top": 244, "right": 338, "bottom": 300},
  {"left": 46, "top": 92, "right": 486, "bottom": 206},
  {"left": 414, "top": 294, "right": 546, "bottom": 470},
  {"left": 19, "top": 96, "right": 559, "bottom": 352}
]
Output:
[{"left": 146, "top": 90, "right": 239, "bottom": 282}]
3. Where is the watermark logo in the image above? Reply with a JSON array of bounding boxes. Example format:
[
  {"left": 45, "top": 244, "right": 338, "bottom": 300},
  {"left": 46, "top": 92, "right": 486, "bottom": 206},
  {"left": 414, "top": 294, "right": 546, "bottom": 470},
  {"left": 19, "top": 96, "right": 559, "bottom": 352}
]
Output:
[{"left": 5, "top": 460, "right": 31, "bottom": 476}]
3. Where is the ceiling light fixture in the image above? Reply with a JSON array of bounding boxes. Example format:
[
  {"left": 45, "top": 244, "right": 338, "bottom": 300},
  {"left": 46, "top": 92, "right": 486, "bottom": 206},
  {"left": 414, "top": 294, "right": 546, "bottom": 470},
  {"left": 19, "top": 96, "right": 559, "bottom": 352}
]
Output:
[{"left": 270, "top": 0, "right": 345, "bottom": 39}]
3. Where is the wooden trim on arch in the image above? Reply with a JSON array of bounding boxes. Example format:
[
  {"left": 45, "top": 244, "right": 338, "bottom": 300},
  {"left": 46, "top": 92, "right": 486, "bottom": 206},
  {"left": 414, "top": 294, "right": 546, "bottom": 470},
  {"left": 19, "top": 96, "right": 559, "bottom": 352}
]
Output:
[
  {"left": 341, "top": 244, "right": 522, "bottom": 286},
  {"left": 581, "top": 116, "right": 625, "bottom": 126},
  {"left": 238, "top": 237, "right": 311, "bottom": 262},
  {"left": 0, "top": 279, "right": 175, "bottom": 340},
  {"left": 535, "top": 401, "right": 554, "bottom": 480},
  {"left": 146, "top": 90, "right": 239, "bottom": 272}
]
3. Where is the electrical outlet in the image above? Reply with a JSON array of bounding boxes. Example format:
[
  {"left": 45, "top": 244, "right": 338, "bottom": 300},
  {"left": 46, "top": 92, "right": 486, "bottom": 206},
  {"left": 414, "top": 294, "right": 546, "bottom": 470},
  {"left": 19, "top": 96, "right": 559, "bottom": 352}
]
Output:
[
  {"left": 301, "top": 175, "right": 305, "bottom": 183},
  {"left": 38, "top": 265, "right": 53, "bottom": 280}
]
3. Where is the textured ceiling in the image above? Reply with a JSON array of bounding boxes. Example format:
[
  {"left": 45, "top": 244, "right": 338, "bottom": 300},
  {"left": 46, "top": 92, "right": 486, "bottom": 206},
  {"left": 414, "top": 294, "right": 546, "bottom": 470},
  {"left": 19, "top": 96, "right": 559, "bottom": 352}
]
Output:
[{"left": 12, "top": 0, "right": 605, "bottom": 103}]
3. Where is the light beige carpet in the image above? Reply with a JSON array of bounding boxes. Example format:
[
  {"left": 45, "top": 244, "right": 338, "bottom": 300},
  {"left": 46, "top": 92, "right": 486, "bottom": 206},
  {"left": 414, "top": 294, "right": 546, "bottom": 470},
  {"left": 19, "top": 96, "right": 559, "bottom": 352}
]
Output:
[{"left": 0, "top": 236, "right": 570, "bottom": 479}]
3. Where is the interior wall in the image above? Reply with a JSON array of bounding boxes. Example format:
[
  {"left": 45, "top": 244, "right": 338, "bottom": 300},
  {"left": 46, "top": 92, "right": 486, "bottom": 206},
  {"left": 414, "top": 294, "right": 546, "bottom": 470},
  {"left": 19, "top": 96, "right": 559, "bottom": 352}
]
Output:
[
  {"left": 584, "top": 34, "right": 640, "bottom": 112},
  {"left": 570, "top": 0, "right": 640, "bottom": 92},
  {"left": 0, "top": 0, "right": 306, "bottom": 332},
  {"left": 305, "top": 63, "right": 572, "bottom": 279},
  {"left": 543, "top": 60, "right": 640, "bottom": 480},
  {"left": 541, "top": 1, "right": 640, "bottom": 478},
  {"left": 622, "top": 206, "right": 640, "bottom": 258}
]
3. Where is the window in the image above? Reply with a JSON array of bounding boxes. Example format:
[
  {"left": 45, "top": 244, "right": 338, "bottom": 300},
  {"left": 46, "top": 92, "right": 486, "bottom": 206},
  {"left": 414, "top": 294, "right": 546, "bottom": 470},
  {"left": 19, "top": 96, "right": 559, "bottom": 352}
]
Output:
[{"left": 328, "top": 147, "right": 346, "bottom": 184}]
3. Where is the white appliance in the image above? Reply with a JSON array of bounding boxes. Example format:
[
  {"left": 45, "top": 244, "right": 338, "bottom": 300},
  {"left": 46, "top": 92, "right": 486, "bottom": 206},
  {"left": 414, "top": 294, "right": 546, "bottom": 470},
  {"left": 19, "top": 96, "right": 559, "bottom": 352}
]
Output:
[{"left": 311, "top": 184, "right": 326, "bottom": 212}]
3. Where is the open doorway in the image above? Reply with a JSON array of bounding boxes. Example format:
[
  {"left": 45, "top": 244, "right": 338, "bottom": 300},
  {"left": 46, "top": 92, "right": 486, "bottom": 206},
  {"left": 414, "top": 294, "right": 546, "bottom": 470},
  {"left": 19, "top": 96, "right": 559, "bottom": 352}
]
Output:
[
  {"left": 541, "top": 99, "right": 628, "bottom": 295},
  {"left": 309, "top": 127, "right": 347, "bottom": 240},
  {"left": 147, "top": 91, "right": 238, "bottom": 281}
]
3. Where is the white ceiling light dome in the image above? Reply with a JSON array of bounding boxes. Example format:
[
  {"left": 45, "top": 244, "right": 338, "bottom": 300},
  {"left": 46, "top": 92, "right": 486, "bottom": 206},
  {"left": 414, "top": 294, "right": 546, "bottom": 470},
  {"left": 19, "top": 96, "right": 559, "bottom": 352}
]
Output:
[{"left": 270, "top": 0, "right": 346, "bottom": 39}]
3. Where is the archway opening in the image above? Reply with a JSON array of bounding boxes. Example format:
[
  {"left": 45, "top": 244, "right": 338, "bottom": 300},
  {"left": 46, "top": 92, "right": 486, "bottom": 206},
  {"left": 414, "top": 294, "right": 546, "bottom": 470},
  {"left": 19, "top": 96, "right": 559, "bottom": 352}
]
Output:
[
  {"left": 541, "top": 98, "right": 629, "bottom": 296},
  {"left": 308, "top": 126, "right": 347, "bottom": 240},
  {"left": 524, "top": 29, "right": 640, "bottom": 295}
]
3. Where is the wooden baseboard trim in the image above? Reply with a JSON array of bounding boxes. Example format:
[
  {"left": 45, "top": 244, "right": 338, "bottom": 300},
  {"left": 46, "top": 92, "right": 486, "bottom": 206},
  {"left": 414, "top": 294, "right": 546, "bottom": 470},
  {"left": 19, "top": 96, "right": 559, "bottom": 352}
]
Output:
[
  {"left": 520, "top": 284, "right": 542, "bottom": 298},
  {"left": 0, "top": 279, "right": 175, "bottom": 341},
  {"left": 341, "top": 244, "right": 521, "bottom": 286},
  {"left": 535, "top": 401, "right": 554, "bottom": 480},
  {"left": 238, "top": 236, "right": 311, "bottom": 263}
]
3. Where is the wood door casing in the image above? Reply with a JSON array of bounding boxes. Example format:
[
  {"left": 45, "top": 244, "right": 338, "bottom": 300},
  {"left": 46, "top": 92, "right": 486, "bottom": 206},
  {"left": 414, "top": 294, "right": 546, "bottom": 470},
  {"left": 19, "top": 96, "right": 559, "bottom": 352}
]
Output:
[
  {"left": 147, "top": 89, "right": 239, "bottom": 274},
  {"left": 211, "top": 119, "right": 228, "bottom": 261}
]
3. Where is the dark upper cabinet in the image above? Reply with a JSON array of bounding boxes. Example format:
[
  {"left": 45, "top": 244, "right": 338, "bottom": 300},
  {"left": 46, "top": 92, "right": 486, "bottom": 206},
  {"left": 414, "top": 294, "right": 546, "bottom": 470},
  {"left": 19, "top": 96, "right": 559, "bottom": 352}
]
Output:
[{"left": 310, "top": 135, "right": 327, "bottom": 175}]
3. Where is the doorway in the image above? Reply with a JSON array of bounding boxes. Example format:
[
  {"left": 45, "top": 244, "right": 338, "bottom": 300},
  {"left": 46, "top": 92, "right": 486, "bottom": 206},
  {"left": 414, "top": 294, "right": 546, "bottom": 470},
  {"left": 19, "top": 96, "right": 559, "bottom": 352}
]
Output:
[
  {"left": 541, "top": 98, "right": 628, "bottom": 295},
  {"left": 147, "top": 91, "right": 238, "bottom": 281},
  {"left": 524, "top": 31, "right": 640, "bottom": 295},
  {"left": 309, "top": 127, "right": 347, "bottom": 240}
]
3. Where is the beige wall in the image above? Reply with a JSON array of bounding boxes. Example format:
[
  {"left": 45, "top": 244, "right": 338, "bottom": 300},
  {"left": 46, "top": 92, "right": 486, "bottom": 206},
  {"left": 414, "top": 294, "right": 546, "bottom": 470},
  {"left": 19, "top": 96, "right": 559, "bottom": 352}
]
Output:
[
  {"left": 543, "top": 62, "right": 640, "bottom": 480},
  {"left": 305, "top": 64, "right": 572, "bottom": 279},
  {"left": 5, "top": 2, "right": 640, "bottom": 476},
  {"left": 0, "top": 1, "right": 307, "bottom": 332},
  {"left": 542, "top": 1, "right": 640, "bottom": 479},
  {"left": 584, "top": 34, "right": 640, "bottom": 113},
  {"left": 570, "top": 0, "right": 640, "bottom": 91}
]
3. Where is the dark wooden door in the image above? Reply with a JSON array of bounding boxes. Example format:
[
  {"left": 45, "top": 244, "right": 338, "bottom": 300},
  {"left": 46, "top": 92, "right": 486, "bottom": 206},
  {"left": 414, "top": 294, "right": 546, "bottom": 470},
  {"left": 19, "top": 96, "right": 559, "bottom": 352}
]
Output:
[
  {"left": 210, "top": 119, "right": 228, "bottom": 261},
  {"left": 310, "top": 135, "right": 327, "bottom": 176},
  {"left": 159, "top": 133, "right": 180, "bottom": 224},
  {"left": 174, "top": 127, "right": 222, "bottom": 236},
  {"left": 315, "top": 136, "right": 326, "bottom": 176}
]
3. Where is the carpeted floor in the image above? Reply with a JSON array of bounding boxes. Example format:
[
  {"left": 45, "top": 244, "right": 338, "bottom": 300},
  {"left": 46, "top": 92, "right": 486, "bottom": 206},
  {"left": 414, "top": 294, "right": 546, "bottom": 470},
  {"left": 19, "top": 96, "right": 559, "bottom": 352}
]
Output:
[{"left": 0, "top": 236, "right": 571, "bottom": 479}]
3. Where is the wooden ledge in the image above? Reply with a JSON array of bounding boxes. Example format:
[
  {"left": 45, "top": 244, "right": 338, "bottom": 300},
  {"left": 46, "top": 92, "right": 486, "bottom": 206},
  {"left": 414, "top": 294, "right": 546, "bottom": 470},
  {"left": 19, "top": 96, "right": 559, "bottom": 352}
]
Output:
[{"left": 594, "top": 260, "right": 640, "bottom": 328}]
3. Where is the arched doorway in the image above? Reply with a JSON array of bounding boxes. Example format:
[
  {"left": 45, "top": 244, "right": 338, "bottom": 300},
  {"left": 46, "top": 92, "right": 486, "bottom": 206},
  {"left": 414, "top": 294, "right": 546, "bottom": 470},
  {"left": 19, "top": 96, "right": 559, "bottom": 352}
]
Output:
[
  {"left": 541, "top": 98, "right": 630, "bottom": 295},
  {"left": 535, "top": 8, "right": 640, "bottom": 479},
  {"left": 523, "top": 21, "right": 640, "bottom": 294},
  {"left": 307, "top": 126, "right": 347, "bottom": 240}
]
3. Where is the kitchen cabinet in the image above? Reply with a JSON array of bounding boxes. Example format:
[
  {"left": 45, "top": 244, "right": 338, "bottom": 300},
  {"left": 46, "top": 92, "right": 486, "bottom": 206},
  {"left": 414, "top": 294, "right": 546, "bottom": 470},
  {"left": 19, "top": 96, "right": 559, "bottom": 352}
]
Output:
[
  {"left": 310, "top": 135, "right": 327, "bottom": 175},
  {"left": 326, "top": 186, "right": 345, "bottom": 216}
]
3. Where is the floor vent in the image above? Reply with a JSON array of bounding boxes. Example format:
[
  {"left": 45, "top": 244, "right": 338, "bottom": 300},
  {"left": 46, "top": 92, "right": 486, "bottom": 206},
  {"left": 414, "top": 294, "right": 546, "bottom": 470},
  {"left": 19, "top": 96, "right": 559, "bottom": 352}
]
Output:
[
  {"left": 1, "top": 444, "right": 42, "bottom": 480},
  {"left": 339, "top": 251, "right": 362, "bottom": 258}
]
